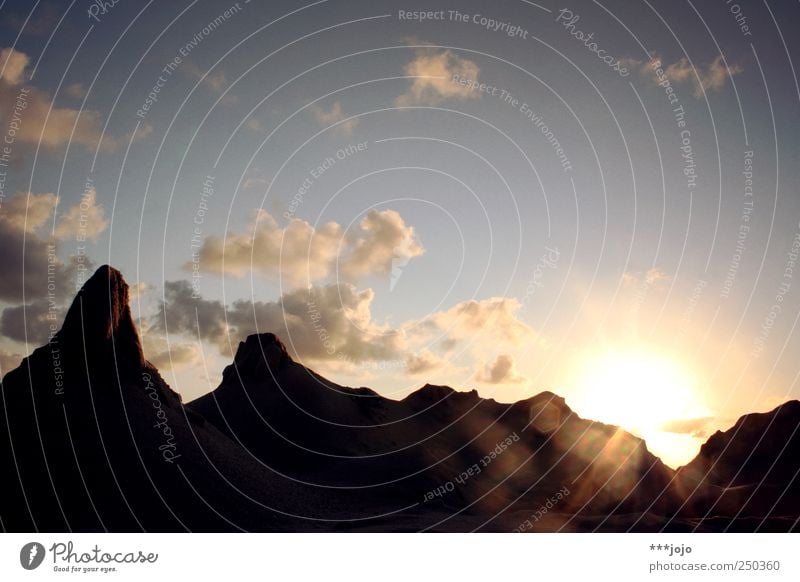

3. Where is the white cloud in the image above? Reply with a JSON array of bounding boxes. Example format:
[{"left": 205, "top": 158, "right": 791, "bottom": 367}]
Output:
[
  {"left": 53, "top": 187, "right": 109, "bottom": 242},
  {"left": 0, "top": 192, "right": 58, "bottom": 232},
  {"left": 0, "top": 187, "right": 110, "bottom": 243},
  {"left": 417, "top": 296, "right": 544, "bottom": 349},
  {"left": 189, "top": 208, "right": 424, "bottom": 288},
  {"left": 396, "top": 49, "right": 481, "bottom": 106},
  {"left": 400, "top": 297, "right": 545, "bottom": 382},
  {"left": 189, "top": 209, "right": 342, "bottom": 286},
  {"left": 341, "top": 209, "right": 424, "bottom": 280},
  {"left": 0, "top": 47, "right": 146, "bottom": 151}
]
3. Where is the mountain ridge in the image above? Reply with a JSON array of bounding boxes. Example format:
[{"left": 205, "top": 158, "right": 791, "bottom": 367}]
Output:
[{"left": 1, "top": 265, "right": 797, "bottom": 532}]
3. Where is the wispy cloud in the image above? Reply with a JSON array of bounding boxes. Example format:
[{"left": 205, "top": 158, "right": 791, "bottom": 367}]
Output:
[
  {"left": 1, "top": 47, "right": 145, "bottom": 151},
  {"left": 622, "top": 267, "right": 670, "bottom": 287},
  {"left": 309, "top": 101, "right": 359, "bottom": 135},
  {"left": 181, "top": 60, "right": 228, "bottom": 91},
  {"left": 64, "top": 82, "right": 87, "bottom": 99},
  {"left": 630, "top": 53, "right": 743, "bottom": 98}
]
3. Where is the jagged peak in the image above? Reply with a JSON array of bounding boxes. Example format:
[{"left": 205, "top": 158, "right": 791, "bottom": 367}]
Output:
[
  {"left": 404, "top": 383, "right": 455, "bottom": 401},
  {"left": 57, "top": 265, "right": 144, "bottom": 368},
  {"left": 221, "top": 332, "right": 291, "bottom": 382}
]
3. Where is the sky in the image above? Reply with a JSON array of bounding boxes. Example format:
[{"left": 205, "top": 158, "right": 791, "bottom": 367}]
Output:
[{"left": 1, "top": 0, "right": 799, "bottom": 468}]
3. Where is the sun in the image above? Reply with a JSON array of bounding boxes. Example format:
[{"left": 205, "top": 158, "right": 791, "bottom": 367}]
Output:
[{"left": 569, "top": 348, "right": 709, "bottom": 466}]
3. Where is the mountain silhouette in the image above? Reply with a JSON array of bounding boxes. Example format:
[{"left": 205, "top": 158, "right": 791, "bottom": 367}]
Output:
[
  {"left": 1, "top": 266, "right": 797, "bottom": 532},
  {"left": 190, "top": 334, "right": 682, "bottom": 529},
  {"left": 671, "top": 402, "right": 800, "bottom": 531},
  {"left": 0, "top": 267, "right": 383, "bottom": 532}
]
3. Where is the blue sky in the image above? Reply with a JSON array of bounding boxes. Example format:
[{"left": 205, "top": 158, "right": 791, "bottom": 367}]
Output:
[{"left": 1, "top": 0, "right": 799, "bottom": 466}]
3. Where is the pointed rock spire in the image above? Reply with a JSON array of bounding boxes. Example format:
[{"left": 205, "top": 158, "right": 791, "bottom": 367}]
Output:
[
  {"left": 58, "top": 265, "right": 145, "bottom": 369},
  {"left": 221, "top": 332, "right": 291, "bottom": 382}
]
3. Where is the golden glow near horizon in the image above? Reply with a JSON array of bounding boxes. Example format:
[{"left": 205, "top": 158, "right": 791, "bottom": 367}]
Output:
[{"left": 569, "top": 347, "right": 711, "bottom": 468}]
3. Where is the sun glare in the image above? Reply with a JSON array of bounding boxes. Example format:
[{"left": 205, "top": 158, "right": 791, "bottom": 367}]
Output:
[{"left": 570, "top": 348, "right": 709, "bottom": 467}]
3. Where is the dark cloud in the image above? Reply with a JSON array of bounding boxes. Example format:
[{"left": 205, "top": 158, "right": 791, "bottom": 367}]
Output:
[
  {"left": 0, "top": 223, "right": 57, "bottom": 303},
  {"left": 0, "top": 192, "right": 98, "bottom": 305},
  {"left": 476, "top": 354, "right": 526, "bottom": 385},
  {"left": 0, "top": 192, "right": 57, "bottom": 303},
  {"left": 405, "top": 350, "right": 443, "bottom": 375},
  {"left": 156, "top": 280, "right": 405, "bottom": 364},
  {"left": 1, "top": 300, "right": 53, "bottom": 344},
  {"left": 156, "top": 280, "right": 227, "bottom": 344}
]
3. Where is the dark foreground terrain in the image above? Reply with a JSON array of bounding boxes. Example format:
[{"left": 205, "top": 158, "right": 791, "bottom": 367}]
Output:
[{"left": 1, "top": 266, "right": 798, "bottom": 532}]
